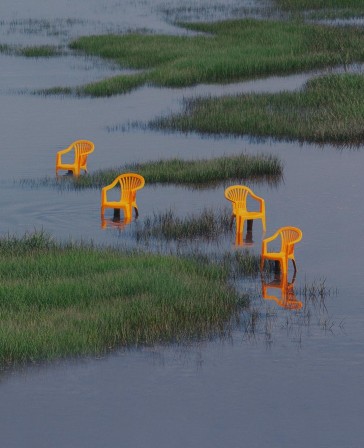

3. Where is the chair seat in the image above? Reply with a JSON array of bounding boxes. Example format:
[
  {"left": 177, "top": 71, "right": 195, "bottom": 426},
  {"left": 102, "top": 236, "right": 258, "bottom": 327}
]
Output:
[
  {"left": 261, "top": 250, "right": 288, "bottom": 260},
  {"left": 103, "top": 200, "right": 136, "bottom": 209},
  {"left": 57, "top": 163, "right": 76, "bottom": 170},
  {"left": 235, "top": 211, "right": 264, "bottom": 219}
]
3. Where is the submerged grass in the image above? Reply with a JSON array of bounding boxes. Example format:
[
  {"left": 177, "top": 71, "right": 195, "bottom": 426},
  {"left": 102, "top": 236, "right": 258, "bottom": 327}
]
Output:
[
  {"left": 20, "top": 45, "right": 61, "bottom": 57},
  {"left": 0, "top": 44, "right": 61, "bottom": 57},
  {"left": 276, "top": 0, "right": 364, "bottom": 18},
  {"left": 43, "top": 18, "right": 364, "bottom": 96},
  {"left": 134, "top": 208, "right": 231, "bottom": 241},
  {"left": 0, "top": 231, "right": 246, "bottom": 366},
  {"left": 154, "top": 73, "right": 364, "bottom": 145},
  {"left": 21, "top": 153, "right": 283, "bottom": 190}
]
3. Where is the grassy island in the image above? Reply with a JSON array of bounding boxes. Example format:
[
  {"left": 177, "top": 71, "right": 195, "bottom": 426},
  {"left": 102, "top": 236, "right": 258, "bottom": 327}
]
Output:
[
  {"left": 22, "top": 153, "right": 283, "bottom": 190},
  {"left": 38, "top": 19, "right": 364, "bottom": 96},
  {"left": 153, "top": 74, "right": 364, "bottom": 145},
  {"left": 0, "top": 232, "right": 246, "bottom": 366}
]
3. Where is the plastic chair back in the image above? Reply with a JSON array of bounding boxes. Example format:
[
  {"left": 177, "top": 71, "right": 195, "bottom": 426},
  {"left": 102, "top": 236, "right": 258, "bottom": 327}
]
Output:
[
  {"left": 224, "top": 185, "right": 250, "bottom": 213},
  {"left": 119, "top": 173, "right": 145, "bottom": 203},
  {"left": 74, "top": 140, "right": 94, "bottom": 170},
  {"left": 279, "top": 227, "right": 303, "bottom": 259}
]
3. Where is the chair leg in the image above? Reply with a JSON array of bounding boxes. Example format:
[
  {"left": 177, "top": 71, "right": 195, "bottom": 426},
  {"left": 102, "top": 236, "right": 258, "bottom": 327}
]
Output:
[
  {"left": 262, "top": 216, "right": 266, "bottom": 233},
  {"left": 274, "top": 260, "right": 281, "bottom": 275},
  {"left": 235, "top": 232, "right": 243, "bottom": 246},
  {"left": 260, "top": 256, "right": 265, "bottom": 272},
  {"left": 282, "top": 259, "right": 288, "bottom": 277},
  {"left": 236, "top": 216, "right": 244, "bottom": 235},
  {"left": 124, "top": 204, "right": 132, "bottom": 220},
  {"left": 113, "top": 208, "right": 121, "bottom": 220},
  {"left": 292, "top": 259, "right": 297, "bottom": 273},
  {"left": 134, "top": 206, "right": 139, "bottom": 219}
]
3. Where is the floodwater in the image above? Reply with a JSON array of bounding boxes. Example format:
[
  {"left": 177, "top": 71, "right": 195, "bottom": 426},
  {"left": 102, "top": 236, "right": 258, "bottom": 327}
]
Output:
[{"left": 1, "top": 1, "right": 364, "bottom": 447}]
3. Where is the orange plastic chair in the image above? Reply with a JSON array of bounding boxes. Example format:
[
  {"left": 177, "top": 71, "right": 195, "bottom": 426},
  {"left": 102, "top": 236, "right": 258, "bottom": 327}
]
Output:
[
  {"left": 55, "top": 140, "right": 95, "bottom": 176},
  {"left": 101, "top": 173, "right": 145, "bottom": 220},
  {"left": 260, "top": 226, "right": 302, "bottom": 276},
  {"left": 225, "top": 185, "right": 266, "bottom": 235},
  {"left": 261, "top": 272, "right": 302, "bottom": 310}
]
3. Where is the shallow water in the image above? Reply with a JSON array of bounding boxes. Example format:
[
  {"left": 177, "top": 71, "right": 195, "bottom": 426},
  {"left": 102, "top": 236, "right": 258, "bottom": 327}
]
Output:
[{"left": 1, "top": 2, "right": 364, "bottom": 447}]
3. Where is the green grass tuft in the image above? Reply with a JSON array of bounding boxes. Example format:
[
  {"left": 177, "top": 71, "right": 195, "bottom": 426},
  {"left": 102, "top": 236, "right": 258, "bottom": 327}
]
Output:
[
  {"left": 20, "top": 45, "right": 61, "bottom": 57},
  {"left": 276, "top": 0, "right": 364, "bottom": 17},
  {"left": 134, "top": 209, "right": 231, "bottom": 241}
]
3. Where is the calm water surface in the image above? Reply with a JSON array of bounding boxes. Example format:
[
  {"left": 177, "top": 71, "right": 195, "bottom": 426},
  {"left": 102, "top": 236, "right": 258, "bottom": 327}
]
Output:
[{"left": 0, "top": 1, "right": 364, "bottom": 447}]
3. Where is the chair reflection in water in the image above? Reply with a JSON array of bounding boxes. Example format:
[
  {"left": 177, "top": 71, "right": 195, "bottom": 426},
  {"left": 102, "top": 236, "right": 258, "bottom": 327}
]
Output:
[
  {"left": 235, "top": 219, "right": 254, "bottom": 246},
  {"left": 225, "top": 185, "right": 266, "bottom": 242},
  {"left": 261, "top": 271, "right": 302, "bottom": 310},
  {"left": 101, "top": 173, "right": 145, "bottom": 221},
  {"left": 55, "top": 140, "right": 95, "bottom": 176},
  {"left": 101, "top": 216, "right": 132, "bottom": 230}
]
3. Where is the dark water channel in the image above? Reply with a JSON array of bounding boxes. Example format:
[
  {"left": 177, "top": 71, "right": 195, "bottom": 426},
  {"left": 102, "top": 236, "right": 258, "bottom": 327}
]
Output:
[{"left": 1, "top": 1, "right": 364, "bottom": 447}]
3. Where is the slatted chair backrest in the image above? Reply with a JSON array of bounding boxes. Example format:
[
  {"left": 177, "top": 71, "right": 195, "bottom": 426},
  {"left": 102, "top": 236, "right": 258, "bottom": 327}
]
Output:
[
  {"left": 118, "top": 173, "right": 145, "bottom": 203},
  {"left": 224, "top": 185, "right": 252, "bottom": 213},
  {"left": 279, "top": 227, "right": 303, "bottom": 257},
  {"left": 74, "top": 140, "right": 95, "bottom": 167}
]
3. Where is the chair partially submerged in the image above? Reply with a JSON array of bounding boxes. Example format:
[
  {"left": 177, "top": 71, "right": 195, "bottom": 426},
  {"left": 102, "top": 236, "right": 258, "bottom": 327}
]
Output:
[
  {"left": 101, "top": 173, "right": 145, "bottom": 220},
  {"left": 260, "top": 226, "right": 302, "bottom": 276},
  {"left": 55, "top": 140, "right": 95, "bottom": 176},
  {"left": 224, "top": 185, "right": 266, "bottom": 235}
]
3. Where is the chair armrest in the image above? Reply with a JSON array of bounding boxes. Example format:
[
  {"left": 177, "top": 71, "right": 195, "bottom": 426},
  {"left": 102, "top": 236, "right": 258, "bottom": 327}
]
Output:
[
  {"left": 249, "top": 191, "right": 265, "bottom": 213},
  {"left": 103, "top": 177, "right": 120, "bottom": 192},
  {"left": 57, "top": 145, "right": 73, "bottom": 156},
  {"left": 56, "top": 145, "right": 73, "bottom": 164},
  {"left": 263, "top": 231, "right": 280, "bottom": 245},
  {"left": 262, "top": 230, "right": 281, "bottom": 254},
  {"left": 101, "top": 178, "right": 120, "bottom": 203}
]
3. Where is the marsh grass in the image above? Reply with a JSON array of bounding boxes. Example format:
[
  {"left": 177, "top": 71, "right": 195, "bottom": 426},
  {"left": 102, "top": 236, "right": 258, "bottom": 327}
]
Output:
[
  {"left": 134, "top": 208, "right": 231, "bottom": 241},
  {"left": 276, "top": 0, "right": 364, "bottom": 18},
  {"left": 39, "top": 73, "right": 148, "bottom": 97},
  {"left": 20, "top": 153, "right": 282, "bottom": 190},
  {"left": 5, "top": 18, "right": 84, "bottom": 36},
  {"left": 155, "top": 73, "right": 364, "bottom": 145},
  {"left": 132, "top": 208, "right": 273, "bottom": 278},
  {"left": 20, "top": 45, "right": 61, "bottom": 57},
  {"left": 0, "top": 43, "right": 61, "bottom": 57},
  {"left": 0, "top": 44, "right": 12, "bottom": 55},
  {"left": 223, "top": 250, "right": 267, "bottom": 278},
  {"left": 45, "top": 19, "right": 364, "bottom": 96},
  {"left": 0, "top": 231, "right": 246, "bottom": 366}
]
